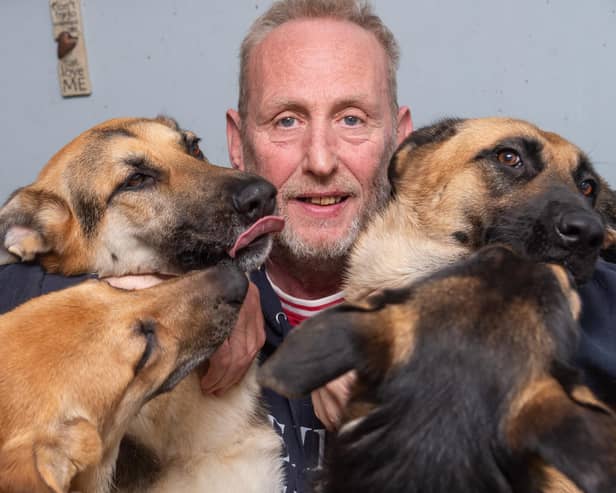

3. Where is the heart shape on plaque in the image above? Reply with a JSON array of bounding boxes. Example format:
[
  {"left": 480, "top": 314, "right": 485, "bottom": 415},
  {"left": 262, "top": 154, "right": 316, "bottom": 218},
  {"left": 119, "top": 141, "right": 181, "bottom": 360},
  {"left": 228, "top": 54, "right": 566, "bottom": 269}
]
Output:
[{"left": 56, "top": 31, "right": 78, "bottom": 59}]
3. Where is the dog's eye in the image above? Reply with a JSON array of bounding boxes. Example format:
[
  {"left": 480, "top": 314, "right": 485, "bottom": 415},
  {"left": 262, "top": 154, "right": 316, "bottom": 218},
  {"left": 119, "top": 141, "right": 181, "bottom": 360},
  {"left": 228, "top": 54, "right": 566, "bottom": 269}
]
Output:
[
  {"left": 134, "top": 320, "right": 157, "bottom": 374},
  {"left": 123, "top": 173, "right": 155, "bottom": 190},
  {"left": 579, "top": 179, "right": 596, "bottom": 198},
  {"left": 496, "top": 149, "right": 522, "bottom": 167}
]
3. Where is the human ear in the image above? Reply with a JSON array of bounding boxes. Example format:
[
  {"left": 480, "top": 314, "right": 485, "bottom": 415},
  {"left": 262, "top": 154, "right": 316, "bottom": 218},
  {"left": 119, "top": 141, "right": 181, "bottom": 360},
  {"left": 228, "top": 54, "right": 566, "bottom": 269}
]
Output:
[
  {"left": 395, "top": 105, "right": 413, "bottom": 147},
  {"left": 226, "top": 109, "right": 245, "bottom": 171}
]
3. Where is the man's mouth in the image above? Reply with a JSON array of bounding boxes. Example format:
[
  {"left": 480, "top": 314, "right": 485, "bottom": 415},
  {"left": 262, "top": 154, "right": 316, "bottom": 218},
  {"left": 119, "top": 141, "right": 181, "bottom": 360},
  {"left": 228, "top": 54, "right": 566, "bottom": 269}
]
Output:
[
  {"left": 297, "top": 195, "right": 348, "bottom": 206},
  {"left": 228, "top": 215, "right": 285, "bottom": 259}
]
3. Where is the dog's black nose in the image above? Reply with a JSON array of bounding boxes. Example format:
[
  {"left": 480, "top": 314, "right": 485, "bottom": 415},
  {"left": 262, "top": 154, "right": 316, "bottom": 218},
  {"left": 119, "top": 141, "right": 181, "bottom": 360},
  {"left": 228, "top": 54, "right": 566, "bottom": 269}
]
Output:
[
  {"left": 556, "top": 211, "right": 604, "bottom": 250},
  {"left": 232, "top": 176, "right": 277, "bottom": 221}
]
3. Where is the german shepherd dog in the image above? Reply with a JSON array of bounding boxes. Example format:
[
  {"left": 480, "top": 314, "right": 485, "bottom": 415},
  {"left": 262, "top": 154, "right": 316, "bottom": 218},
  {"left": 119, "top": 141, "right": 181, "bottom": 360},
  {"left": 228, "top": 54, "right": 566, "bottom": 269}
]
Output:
[
  {"left": 0, "top": 268, "right": 247, "bottom": 493},
  {"left": 0, "top": 116, "right": 283, "bottom": 492},
  {"left": 260, "top": 117, "right": 616, "bottom": 492}
]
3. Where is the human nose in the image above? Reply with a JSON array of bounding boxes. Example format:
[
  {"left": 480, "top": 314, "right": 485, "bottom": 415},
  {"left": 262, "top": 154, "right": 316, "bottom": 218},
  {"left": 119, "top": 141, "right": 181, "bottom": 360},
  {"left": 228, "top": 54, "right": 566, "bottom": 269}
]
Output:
[{"left": 302, "top": 122, "right": 338, "bottom": 177}]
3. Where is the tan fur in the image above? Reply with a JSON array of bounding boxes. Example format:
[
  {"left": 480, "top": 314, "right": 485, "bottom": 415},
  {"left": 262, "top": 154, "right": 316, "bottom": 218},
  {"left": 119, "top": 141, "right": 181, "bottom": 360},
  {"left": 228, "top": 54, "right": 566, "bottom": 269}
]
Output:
[
  {"left": 548, "top": 264, "right": 582, "bottom": 320},
  {"left": 0, "top": 271, "right": 243, "bottom": 493},
  {"left": 0, "top": 118, "right": 282, "bottom": 492}
]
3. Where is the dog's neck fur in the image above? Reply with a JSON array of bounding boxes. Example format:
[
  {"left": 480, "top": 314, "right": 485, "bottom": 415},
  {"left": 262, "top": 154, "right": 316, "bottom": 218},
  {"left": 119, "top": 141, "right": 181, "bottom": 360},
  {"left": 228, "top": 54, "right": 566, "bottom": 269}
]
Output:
[
  {"left": 116, "top": 367, "right": 283, "bottom": 492},
  {"left": 344, "top": 200, "right": 468, "bottom": 302}
]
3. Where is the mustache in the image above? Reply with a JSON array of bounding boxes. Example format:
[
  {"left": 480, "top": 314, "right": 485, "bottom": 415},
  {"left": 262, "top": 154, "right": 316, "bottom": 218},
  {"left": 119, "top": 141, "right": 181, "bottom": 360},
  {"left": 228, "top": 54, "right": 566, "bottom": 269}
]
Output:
[{"left": 279, "top": 177, "right": 361, "bottom": 200}]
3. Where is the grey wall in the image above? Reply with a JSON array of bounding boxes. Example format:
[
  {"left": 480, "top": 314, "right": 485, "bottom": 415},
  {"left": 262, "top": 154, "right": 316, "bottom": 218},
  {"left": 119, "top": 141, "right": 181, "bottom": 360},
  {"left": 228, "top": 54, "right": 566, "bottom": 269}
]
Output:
[{"left": 1, "top": 1, "right": 614, "bottom": 203}]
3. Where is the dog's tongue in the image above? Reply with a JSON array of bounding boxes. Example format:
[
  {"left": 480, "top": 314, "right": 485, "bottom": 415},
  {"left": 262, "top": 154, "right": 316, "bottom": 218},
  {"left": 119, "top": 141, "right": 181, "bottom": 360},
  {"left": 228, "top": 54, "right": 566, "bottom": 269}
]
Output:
[{"left": 228, "top": 215, "right": 285, "bottom": 258}]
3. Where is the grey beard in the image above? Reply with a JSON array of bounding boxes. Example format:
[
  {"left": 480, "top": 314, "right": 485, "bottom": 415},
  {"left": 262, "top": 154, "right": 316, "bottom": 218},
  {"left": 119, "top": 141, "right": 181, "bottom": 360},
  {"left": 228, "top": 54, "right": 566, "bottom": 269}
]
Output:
[{"left": 273, "top": 169, "right": 391, "bottom": 266}]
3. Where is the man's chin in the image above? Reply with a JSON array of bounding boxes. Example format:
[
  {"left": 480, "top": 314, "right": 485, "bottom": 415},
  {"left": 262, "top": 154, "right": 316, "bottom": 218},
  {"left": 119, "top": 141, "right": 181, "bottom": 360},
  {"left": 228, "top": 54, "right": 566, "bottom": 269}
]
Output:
[{"left": 274, "top": 228, "right": 357, "bottom": 263}]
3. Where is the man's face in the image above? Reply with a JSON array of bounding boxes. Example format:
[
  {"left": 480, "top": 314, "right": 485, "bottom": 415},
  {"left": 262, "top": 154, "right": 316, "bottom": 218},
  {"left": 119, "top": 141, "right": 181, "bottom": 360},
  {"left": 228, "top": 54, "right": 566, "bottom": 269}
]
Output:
[{"left": 232, "top": 19, "right": 408, "bottom": 264}]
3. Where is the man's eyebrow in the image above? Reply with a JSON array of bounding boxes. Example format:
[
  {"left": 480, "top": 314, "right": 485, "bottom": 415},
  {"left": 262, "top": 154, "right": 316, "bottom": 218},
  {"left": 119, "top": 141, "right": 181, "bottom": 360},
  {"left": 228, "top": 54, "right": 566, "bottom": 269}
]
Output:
[{"left": 332, "top": 96, "right": 379, "bottom": 113}]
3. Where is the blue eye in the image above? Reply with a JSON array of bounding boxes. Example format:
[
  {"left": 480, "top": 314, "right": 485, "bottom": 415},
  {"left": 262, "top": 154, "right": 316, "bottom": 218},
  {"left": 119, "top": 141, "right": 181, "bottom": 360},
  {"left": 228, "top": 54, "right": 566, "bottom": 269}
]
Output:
[
  {"left": 343, "top": 115, "right": 361, "bottom": 126},
  {"left": 278, "top": 117, "right": 296, "bottom": 128}
]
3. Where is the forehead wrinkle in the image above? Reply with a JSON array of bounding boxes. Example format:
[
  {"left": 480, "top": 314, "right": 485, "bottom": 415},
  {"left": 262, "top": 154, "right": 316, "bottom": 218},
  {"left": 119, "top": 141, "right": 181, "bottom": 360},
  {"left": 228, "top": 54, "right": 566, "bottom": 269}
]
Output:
[{"left": 250, "top": 18, "right": 389, "bottom": 115}]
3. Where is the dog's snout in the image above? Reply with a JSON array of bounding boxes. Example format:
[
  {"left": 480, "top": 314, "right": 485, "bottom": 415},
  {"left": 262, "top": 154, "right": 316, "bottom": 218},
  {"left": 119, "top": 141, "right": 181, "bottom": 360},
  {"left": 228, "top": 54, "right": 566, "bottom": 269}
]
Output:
[
  {"left": 556, "top": 211, "right": 604, "bottom": 250},
  {"left": 232, "top": 176, "right": 277, "bottom": 221}
]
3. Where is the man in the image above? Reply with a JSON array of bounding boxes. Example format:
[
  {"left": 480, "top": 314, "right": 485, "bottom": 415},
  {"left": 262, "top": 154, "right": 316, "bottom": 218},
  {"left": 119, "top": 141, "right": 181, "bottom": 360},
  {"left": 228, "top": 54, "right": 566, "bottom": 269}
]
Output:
[
  {"left": 212, "top": 1, "right": 412, "bottom": 489},
  {"left": 1, "top": 1, "right": 615, "bottom": 493}
]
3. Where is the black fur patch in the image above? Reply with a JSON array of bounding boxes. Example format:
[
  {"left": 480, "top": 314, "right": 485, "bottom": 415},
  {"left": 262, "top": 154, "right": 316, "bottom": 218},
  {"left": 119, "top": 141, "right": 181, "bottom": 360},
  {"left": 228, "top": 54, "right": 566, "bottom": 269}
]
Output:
[
  {"left": 72, "top": 190, "right": 104, "bottom": 238},
  {"left": 167, "top": 221, "right": 229, "bottom": 270},
  {"left": 114, "top": 435, "right": 161, "bottom": 490},
  {"left": 401, "top": 118, "right": 464, "bottom": 150},
  {"left": 452, "top": 231, "right": 469, "bottom": 244}
]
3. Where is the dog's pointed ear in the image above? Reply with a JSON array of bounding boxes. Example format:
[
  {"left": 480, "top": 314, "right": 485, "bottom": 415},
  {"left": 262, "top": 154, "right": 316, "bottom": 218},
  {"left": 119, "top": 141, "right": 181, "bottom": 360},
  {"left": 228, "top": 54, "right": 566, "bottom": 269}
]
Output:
[
  {"left": 596, "top": 178, "right": 616, "bottom": 261},
  {"left": 34, "top": 418, "right": 103, "bottom": 493},
  {"left": 508, "top": 379, "right": 616, "bottom": 492},
  {"left": 257, "top": 300, "right": 394, "bottom": 399},
  {"left": 259, "top": 292, "right": 418, "bottom": 398},
  {"left": 258, "top": 308, "right": 360, "bottom": 398},
  {"left": 0, "top": 187, "right": 70, "bottom": 265},
  {"left": 388, "top": 118, "right": 464, "bottom": 195}
]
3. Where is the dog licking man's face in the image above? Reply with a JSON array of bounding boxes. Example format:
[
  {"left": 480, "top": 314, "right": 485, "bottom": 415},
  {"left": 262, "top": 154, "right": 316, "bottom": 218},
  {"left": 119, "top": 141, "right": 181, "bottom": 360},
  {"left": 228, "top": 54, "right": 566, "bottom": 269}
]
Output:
[{"left": 0, "top": 116, "right": 284, "bottom": 278}]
